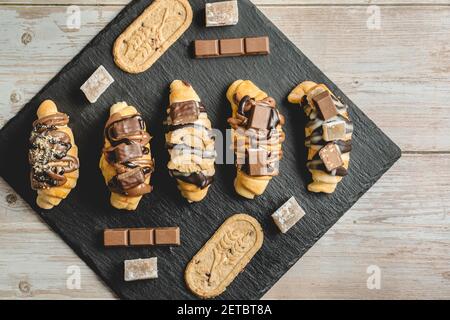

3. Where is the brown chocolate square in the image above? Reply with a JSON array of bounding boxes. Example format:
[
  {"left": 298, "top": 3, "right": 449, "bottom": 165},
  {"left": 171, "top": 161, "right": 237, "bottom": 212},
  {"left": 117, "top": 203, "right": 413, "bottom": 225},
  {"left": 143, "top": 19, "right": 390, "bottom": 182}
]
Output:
[
  {"left": 312, "top": 91, "right": 338, "bottom": 121},
  {"left": 104, "top": 229, "right": 128, "bottom": 247},
  {"left": 154, "top": 227, "right": 180, "bottom": 245},
  {"left": 194, "top": 40, "right": 220, "bottom": 58},
  {"left": 220, "top": 38, "right": 245, "bottom": 57},
  {"left": 319, "top": 143, "right": 344, "bottom": 171},
  {"left": 247, "top": 104, "right": 272, "bottom": 130},
  {"left": 245, "top": 37, "right": 270, "bottom": 55},
  {"left": 129, "top": 228, "right": 154, "bottom": 246}
]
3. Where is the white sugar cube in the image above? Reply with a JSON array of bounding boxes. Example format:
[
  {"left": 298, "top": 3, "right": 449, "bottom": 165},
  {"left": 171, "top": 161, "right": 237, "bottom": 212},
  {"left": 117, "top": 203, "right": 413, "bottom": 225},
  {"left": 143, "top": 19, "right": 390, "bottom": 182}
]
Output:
[
  {"left": 206, "top": 1, "right": 239, "bottom": 27},
  {"left": 124, "top": 257, "right": 158, "bottom": 282},
  {"left": 80, "top": 65, "right": 114, "bottom": 103},
  {"left": 272, "top": 197, "right": 305, "bottom": 234}
]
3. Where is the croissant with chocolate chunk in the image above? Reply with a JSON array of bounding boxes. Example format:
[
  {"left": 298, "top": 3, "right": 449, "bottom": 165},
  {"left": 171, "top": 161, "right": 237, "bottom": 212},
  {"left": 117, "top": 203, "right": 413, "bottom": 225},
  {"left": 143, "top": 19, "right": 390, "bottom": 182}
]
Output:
[
  {"left": 227, "top": 80, "right": 285, "bottom": 199},
  {"left": 29, "top": 100, "right": 80, "bottom": 209},
  {"left": 99, "top": 102, "right": 154, "bottom": 210},
  {"left": 165, "top": 80, "right": 216, "bottom": 202},
  {"left": 288, "top": 81, "right": 353, "bottom": 193}
]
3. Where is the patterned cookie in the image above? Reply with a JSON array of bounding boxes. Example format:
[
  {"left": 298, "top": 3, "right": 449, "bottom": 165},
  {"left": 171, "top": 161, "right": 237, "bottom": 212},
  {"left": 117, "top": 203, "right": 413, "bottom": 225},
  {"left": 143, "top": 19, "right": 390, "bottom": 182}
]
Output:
[
  {"left": 185, "top": 214, "right": 263, "bottom": 299},
  {"left": 113, "top": 0, "right": 193, "bottom": 74}
]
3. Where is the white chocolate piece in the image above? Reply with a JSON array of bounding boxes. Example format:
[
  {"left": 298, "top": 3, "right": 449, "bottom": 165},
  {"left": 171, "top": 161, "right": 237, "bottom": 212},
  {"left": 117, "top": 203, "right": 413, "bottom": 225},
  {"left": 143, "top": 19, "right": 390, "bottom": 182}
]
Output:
[
  {"left": 323, "top": 120, "right": 346, "bottom": 141},
  {"left": 205, "top": 0, "right": 239, "bottom": 27},
  {"left": 80, "top": 65, "right": 114, "bottom": 103},
  {"left": 272, "top": 197, "right": 305, "bottom": 233},
  {"left": 124, "top": 257, "right": 158, "bottom": 281}
]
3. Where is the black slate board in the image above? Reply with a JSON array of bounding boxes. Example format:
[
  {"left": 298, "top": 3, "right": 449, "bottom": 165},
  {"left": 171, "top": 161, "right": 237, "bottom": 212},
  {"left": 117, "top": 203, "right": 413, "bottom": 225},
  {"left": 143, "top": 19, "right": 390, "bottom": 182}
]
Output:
[{"left": 0, "top": 0, "right": 401, "bottom": 300}]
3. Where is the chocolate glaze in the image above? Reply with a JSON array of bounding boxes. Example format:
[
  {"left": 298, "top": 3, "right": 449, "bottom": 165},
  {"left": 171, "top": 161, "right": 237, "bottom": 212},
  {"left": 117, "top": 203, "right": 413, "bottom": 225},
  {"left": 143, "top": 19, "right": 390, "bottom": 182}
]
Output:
[
  {"left": 103, "top": 112, "right": 154, "bottom": 197},
  {"left": 170, "top": 170, "right": 214, "bottom": 189},
  {"left": 29, "top": 112, "right": 79, "bottom": 190}
]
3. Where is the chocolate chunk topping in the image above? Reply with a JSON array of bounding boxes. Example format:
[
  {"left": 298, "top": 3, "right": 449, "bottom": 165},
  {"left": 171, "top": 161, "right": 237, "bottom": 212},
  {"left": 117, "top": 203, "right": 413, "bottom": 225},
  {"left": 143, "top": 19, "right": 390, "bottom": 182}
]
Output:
[
  {"left": 29, "top": 112, "right": 78, "bottom": 190},
  {"left": 319, "top": 143, "right": 344, "bottom": 172},
  {"left": 312, "top": 91, "right": 338, "bottom": 121},
  {"left": 104, "top": 112, "right": 153, "bottom": 196},
  {"left": 114, "top": 143, "right": 143, "bottom": 163},
  {"left": 169, "top": 100, "right": 202, "bottom": 125}
]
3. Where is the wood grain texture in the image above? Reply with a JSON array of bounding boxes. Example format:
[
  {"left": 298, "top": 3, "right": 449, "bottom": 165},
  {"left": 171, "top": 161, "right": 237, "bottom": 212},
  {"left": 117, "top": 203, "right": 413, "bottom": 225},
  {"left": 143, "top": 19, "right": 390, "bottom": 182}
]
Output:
[
  {"left": 1, "top": 1, "right": 449, "bottom": 5},
  {"left": 1, "top": 5, "right": 449, "bottom": 151},
  {"left": 0, "top": 0, "right": 449, "bottom": 300}
]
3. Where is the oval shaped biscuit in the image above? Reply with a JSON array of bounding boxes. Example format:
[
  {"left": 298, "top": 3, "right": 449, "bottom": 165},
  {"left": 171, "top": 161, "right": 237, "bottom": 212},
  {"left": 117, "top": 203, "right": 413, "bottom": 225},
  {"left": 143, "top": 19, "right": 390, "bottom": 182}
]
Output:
[
  {"left": 185, "top": 214, "right": 263, "bottom": 299},
  {"left": 113, "top": 0, "right": 193, "bottom": 74}
]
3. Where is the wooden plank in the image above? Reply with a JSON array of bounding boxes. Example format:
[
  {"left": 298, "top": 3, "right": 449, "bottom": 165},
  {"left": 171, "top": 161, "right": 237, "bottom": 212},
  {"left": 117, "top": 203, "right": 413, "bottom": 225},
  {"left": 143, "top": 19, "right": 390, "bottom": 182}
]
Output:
[
  {"left": 0, "top": 5, "right": 449, "bottom": 152},
  {"left": 1, "top": 153, "right": 449, "bottom": 299},
  {"left": 1, "top": 1, "right": 449, "bottom": 6}
]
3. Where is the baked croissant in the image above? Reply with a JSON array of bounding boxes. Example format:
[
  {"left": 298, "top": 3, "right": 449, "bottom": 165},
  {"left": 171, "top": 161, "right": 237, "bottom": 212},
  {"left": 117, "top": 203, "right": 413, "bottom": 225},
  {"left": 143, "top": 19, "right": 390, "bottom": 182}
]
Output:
[
  {"left": 288, "top": 81, "right": 353, "bottom": 193},
  {"left": 165, "top": 80, "right": 216, "bottom": 202},
  {"left": 226, "top": 80, "right": 285, "bottom": 199},
  {"left": 99, "top": 102, "right": 154, "bottom": 210},
  {"left": 29, "top": 100, "right": 79, "bottom": 209}
]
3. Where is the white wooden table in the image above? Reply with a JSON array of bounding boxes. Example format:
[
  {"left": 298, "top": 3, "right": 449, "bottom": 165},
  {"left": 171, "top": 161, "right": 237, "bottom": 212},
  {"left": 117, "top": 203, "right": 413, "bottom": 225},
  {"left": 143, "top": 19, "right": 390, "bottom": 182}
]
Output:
[{"left": 0, "top": 0, "right": 449, "bottom": 299}]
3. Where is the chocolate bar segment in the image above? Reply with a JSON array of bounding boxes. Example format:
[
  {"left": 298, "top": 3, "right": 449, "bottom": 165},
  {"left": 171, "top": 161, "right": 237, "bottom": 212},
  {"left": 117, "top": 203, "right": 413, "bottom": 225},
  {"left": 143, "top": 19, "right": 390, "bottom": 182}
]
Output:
[
  {"left": 194, "top": 36, "right": 270, "bottom": 59},
  {"left": 312, "top": 91, "right": 338, "bottom": 121},
  {"left": 155, "top": 227, "right": 180, "bottom": 245},
  {"left": 245, "top": 37, "right": 270, "bottom": 55},
  {"left": 194, "top": 39, "right": 220, "bottom": 58},
  {"left": 129, "top": 228, "right": 154, "bottom": 246},
  {"left": 104, "top": 229, "right": 128, "bottom": 247},
  {"left": 247, "top": 103, "right": 272, "bottom": 130},
  {"left": 220, "top": 38, "right": 245, "bottom": 57}
]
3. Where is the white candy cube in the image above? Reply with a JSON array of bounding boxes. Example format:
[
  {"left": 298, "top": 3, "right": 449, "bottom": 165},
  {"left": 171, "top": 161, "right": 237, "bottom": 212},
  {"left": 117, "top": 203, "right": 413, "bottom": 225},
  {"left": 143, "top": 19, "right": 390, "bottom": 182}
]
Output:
[
  {"left": 124, "top": 257, "right": 158, "bottom": 282},
  {"left": 272, "top": 197, "right": 306, "bottom": 234},
  {"left": 80, "top": 65, "right": 114, "bottom": 103}
]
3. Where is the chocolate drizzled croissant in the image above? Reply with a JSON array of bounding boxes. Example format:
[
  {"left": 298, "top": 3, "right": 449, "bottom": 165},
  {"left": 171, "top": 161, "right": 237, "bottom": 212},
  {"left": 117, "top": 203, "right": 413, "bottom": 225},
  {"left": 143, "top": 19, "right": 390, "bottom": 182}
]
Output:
[
  {"left": 100, "top": 102, "right": 154, "bottom": 210},
  {"left": 165, "top": 80, "right": 216, "bottom": 202},
  {"left": 226, "top": 80, "right": 285, "bottom": 199},
  {"left": 29, "top": 100, "right": 79, "bottom": 209},
  {"left": 288, "top": 81, "right": 353, "bottom": 193}
]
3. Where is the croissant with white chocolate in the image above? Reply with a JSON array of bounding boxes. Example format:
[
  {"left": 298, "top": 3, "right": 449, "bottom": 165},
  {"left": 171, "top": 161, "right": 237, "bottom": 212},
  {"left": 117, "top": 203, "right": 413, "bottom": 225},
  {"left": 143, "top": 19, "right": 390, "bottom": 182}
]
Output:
[
  {"left": 165, "top": 80, "right": 216, "bottom": 202},
  {"left": 288, "top": 81, "right": 353, "bottom": 193},
  {"left": 226, "top": 80, "right": 285, "bottom": 199},
  {"left": 29, "top": 100, "right": 80, "bottom": 209},
  {"left": 99, "top": 102, "right": 154, "bottom": 210}
]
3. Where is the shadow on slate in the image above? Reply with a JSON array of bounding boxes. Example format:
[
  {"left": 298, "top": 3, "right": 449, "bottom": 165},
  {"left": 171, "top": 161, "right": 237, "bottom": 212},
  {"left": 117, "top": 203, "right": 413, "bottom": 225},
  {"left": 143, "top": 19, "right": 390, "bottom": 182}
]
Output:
[{"left": 0, "top": 0, "right": 401, "bottom": 300}]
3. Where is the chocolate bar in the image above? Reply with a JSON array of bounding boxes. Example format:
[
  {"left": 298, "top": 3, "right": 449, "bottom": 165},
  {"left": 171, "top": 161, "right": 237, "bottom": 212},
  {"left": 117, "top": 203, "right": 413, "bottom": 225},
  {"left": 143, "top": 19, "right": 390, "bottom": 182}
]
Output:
[
  {"left": 104, "top": 227, "right": 180, "bottom": 247},
  {"left": 124, "top": 257, "right": 158, "bottom": 281},
  {"left": 205, "top": 0, "right": 239, "bottom": 27},
  {"left": 194, "top": 36, "right": 270, "bottom": 59}
]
